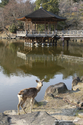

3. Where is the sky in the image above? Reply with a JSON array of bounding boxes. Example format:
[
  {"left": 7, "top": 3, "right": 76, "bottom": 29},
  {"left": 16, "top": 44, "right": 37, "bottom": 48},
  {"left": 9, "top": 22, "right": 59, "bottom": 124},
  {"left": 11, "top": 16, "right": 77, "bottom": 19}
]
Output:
[{"left": 0, "top": 0, "right": 36, "bottom": 3}]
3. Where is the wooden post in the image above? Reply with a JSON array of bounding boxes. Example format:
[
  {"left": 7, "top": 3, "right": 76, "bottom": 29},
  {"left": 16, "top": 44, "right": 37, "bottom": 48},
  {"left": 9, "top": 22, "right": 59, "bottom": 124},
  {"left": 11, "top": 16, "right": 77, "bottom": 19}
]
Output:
[
  {"left": 66, "top": 39, "right": 69, "bottom": 50},
  {"left": 55, "top": 39, "right": 57, "bottom": 46},
  {"left": 30, "top": 22, "right": 33, "bottom": 34},
  {"left": 32, "top": 23, "right": 33, "bottom": 34},
  {"left": 48, "top": 22, "right": 50, "bottom": 34},
  {"left": 25, "top": 19, "right": 27, "bottom": 31},
  {"left": 35, "top": 22, "right": 36, "bottom": 31},
  {"left": 53, "top": 39, "right": 54, "bottom": 46},
  {"left": 54, "top": 23, "right": 55, "bottom": 33},
  {"left": 45, "top": 22, "right": 46, "bottom": 34},
  {"left": 24, "top": 21, "right": 25, "bottom": 31},
  {"left": 67, "top": 40, "right": 69, "bottom": 47},
  {"left": 54, "top": 22, "right": 57, "bottom": 34}
]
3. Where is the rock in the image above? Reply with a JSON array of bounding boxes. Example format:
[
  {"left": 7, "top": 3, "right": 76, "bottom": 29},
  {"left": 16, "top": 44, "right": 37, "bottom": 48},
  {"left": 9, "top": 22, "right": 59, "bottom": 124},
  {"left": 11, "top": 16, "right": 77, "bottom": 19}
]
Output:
[
  {"left": 72, "top": 81, "right": 83, "bottom": 91},
  {"left": 55, "top": 120, "right": 74, "bottom": 125},
  {"left": 4, "top": 110, "right": 17, "bottom": 115},
  {"left": 44, "top": 82, "right": 68, "bottom": 99},
  {"left": 0, "top": 113, "right": 9, "bottom": 125},
  {"left": 79, "top": 102, "right": 83, "bottom": 108},
  {"left": 80, "top": 76, "right": 83, "bottom": 82},
  {"left": 9, "top": 111, "right": 56, "bottom": 125},
  {"left": 73, "top": 117, "right": 83, "bottom": 124},
  {"left": 78, "top": 113, "right": 83, "bottom": 118},
  {"left": 72, "top": 77, "right": 80, "bottom": 87},
  {"left": 8, "top": 111, "right": 75, "bottom": 125}
]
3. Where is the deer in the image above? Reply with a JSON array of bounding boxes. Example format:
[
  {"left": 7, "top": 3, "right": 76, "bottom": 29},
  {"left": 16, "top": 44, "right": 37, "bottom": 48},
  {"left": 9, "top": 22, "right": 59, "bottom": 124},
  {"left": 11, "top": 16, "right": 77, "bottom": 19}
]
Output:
[{"left": 17, "top": 79, "right": 44, "bottom": 115}]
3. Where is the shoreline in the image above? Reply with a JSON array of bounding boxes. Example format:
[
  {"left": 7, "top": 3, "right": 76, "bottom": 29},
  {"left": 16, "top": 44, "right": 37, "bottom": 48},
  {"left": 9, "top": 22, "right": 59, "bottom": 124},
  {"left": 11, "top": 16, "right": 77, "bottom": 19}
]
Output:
[{"left": 1, "top": 79, "right": 83, "bottom": 125}]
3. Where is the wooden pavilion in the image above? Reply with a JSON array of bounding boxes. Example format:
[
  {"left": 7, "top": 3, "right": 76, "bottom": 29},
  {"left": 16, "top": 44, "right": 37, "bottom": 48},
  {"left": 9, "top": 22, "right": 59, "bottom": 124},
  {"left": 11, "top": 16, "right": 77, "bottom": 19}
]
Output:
[{"left": 17, "top": 5, "right": 66, "bottom": 46}]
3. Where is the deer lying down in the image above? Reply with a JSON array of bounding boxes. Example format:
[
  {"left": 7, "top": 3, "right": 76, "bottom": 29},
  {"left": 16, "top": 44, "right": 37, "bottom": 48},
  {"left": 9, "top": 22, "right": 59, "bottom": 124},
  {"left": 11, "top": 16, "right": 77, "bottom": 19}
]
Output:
[{"left": 17, "top": 79, "right": 44, "bottom": 115}]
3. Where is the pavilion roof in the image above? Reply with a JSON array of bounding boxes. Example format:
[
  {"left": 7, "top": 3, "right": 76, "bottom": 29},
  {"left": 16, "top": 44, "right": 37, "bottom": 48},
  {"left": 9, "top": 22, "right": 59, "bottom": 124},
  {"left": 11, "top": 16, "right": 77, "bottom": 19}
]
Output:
[{"left": 17, "top": 8, "right": 66, "bottom": 22}]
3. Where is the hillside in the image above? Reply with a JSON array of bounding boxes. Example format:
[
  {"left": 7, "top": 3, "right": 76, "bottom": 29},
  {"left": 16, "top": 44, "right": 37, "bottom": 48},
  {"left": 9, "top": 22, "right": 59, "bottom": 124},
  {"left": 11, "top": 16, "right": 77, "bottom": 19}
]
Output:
[{"left": 59, "top": 0, "right": 83, "bottom": 29}]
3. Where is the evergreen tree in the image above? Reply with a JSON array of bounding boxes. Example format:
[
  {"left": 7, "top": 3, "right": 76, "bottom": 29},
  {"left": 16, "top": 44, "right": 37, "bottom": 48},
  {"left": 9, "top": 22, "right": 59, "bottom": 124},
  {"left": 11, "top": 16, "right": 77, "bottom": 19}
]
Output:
[
  {"left": 35, "top": 0, "right": 59, "bottom": 14},
  {"left": 0, "top": 0, "right": 9, "bottom": 7}
]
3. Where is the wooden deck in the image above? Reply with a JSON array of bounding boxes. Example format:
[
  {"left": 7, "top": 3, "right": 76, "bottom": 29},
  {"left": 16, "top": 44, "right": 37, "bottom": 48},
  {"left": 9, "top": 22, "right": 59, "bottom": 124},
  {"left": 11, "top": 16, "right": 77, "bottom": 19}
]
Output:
[
  {"left": 16, "top": 31, "right": 56, "bottom": 38},
  {"left": 57, "top": 30, "right": 83, "bottom": 38}
]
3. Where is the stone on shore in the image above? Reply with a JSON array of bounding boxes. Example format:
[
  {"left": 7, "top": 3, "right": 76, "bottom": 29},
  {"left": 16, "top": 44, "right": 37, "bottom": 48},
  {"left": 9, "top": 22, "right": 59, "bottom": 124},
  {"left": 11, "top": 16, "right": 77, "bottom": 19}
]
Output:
[
  {"left": 1, "top": 111, "right": 75, "bottom": 125},
  {"left": 9, "top": 111, "right": 56, "bottom": 125},
  {"left": 1, "top": 77, "right": 83, "bottom": 125},
  {"left": 44, "top": 82, "right": 68, "bottom": 100},
  {"left": 0, "top": 113, "right": 9, "bottom": 125},
  {"left": 72, "top": 76, "right": 80, "bottom": 87},
  {"left": 72, "top": 76, "right": 83, "bottom": 91}
]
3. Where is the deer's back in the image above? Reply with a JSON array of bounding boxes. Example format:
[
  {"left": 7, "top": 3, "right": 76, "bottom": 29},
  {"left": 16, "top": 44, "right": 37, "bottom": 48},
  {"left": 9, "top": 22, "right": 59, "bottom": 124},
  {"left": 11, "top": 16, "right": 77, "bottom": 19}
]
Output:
[{"left": 18, "top": 87, "right": 38, "bottom": 98}]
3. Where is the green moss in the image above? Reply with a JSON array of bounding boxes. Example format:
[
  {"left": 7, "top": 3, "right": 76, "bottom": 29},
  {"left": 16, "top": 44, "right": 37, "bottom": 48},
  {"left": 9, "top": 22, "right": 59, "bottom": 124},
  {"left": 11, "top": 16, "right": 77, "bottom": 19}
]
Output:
[{"left": 75, "top": 109, "right": 83, "bottom": 116}]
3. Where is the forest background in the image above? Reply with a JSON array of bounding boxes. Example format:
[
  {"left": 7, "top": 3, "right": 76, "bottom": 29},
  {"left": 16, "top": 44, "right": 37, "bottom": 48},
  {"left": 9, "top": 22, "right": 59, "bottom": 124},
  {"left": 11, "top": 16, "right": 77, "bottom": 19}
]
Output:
[{"left": 0, "top": 0, "right": 83, "bottom": 33}]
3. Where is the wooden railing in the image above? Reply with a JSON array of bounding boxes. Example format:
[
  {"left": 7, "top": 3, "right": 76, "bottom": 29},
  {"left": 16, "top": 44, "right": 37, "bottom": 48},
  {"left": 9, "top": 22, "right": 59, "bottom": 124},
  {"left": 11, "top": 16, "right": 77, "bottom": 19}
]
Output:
[
  {"left": 17, "top": 30, "right": 55, "bottom": 37},
  {"left": 57, "top": 30, "right": 83, "bottom": 37},
  {"left": 17, "top": 31, "right": 27, "bottom": 37},
  {"left": 17, "top": 30, "right": 83, "bottom": 37}
]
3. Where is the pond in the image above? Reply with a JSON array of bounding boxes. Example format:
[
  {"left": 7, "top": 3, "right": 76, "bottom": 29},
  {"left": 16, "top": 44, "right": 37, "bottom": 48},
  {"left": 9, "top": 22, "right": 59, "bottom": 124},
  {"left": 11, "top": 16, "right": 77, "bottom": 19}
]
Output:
[{"left": 0, "top": 40, "right": 83, "bottom": 113}]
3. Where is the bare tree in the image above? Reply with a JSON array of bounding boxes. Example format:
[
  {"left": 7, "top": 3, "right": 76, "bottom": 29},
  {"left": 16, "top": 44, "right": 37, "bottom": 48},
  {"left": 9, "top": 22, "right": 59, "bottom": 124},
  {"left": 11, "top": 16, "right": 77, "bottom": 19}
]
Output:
[{"left": 2, "top": 0, "right": 34, "bottom": 28}]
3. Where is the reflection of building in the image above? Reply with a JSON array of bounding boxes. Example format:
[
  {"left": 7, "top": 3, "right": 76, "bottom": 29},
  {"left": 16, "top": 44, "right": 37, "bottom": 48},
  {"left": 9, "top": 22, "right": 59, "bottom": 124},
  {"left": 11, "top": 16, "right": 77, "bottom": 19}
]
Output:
[
  {"left": 17, "top": 48, "right": 64, "bottom": 81},
  {"left": 17, "top": 51, "right": 56, "bottom": 67},
  {"left": 17, "top": 51, "right": 55, "bottom": 61},
  {"left": 57, "top": 54, "right": 83, "bottom": 64}
]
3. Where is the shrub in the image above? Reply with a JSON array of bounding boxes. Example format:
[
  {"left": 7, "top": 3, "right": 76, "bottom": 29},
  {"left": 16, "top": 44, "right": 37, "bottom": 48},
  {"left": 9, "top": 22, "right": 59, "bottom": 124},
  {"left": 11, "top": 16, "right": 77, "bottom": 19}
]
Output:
[
  {"left": 17, "top": 21, "right": 24, "bottom": 30},
  {"left": 9, "top": 23, "right": 17, "bottom": 33}
]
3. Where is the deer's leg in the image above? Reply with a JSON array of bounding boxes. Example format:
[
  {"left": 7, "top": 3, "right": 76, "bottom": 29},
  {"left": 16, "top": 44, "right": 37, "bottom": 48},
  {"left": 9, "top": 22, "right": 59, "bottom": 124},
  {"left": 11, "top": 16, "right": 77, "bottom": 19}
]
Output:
[
  {"left": 30, "top": 98, "right": 34, "bottom": 113},
  {"left": 21, "top": 100, "right": 27, "bottom": 114},
  {"left": 17, "top": 99, "right": 22, "bottom": 115},
  {"left": 17, "top": 103, "right": 20, "bottom": 115},
  {"left": 23, "top": 99, "right": 29, "bottom": 110}
]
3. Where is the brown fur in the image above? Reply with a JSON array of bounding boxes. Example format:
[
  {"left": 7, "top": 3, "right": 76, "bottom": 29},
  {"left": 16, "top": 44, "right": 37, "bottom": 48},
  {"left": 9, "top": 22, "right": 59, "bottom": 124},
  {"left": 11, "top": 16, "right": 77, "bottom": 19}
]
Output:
[{"left": 17, "top": 79, "right": 44, "bottom": 115}]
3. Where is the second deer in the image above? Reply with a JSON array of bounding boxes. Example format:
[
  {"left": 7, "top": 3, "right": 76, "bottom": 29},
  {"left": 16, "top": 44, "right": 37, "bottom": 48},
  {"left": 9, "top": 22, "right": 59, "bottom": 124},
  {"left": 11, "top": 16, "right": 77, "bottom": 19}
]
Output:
[{"left": 17, "top": 79, "right": 44, "bottom": 115}]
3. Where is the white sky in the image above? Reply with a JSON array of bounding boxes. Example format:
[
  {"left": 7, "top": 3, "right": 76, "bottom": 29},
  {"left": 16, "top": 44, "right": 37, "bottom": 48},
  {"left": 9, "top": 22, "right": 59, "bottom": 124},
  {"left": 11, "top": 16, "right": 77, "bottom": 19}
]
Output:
[{"left": 0, "top": 0, "right": 36, "bottom": 3}]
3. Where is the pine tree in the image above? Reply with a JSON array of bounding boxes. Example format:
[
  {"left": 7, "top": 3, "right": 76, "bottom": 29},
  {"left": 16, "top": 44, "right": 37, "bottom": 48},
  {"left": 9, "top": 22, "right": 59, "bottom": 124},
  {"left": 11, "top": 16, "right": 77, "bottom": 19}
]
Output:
[
  {"left": 35, "top": 0, "right": 59, "bottom": 14},
  {"left": 0, "top": 0, "right": 9, "bottom": 7}
]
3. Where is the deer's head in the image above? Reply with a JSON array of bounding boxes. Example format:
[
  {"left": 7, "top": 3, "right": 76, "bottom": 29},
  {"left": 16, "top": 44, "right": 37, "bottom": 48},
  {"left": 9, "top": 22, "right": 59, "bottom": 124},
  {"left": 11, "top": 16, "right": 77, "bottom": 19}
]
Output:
[{"left": 36, "top": 79, "right": 44, "bottom": 88}]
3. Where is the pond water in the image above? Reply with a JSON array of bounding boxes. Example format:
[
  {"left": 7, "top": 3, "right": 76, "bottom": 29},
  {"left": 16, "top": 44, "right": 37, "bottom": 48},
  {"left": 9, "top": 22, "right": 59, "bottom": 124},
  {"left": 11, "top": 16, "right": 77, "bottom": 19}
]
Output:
[{"left": 0, "top": 40, "right": 83, "bottom": 113}]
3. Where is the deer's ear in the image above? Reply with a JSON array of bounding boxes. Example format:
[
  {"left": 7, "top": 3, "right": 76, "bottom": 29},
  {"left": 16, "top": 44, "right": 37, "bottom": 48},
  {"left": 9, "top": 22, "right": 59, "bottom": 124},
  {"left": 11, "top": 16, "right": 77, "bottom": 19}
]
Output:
[
  {"left": 41, "top": 79, "right": 44, "bottom": 82},
  {"left": 36, "top": 80, "right": 39, "bottom": 83}
]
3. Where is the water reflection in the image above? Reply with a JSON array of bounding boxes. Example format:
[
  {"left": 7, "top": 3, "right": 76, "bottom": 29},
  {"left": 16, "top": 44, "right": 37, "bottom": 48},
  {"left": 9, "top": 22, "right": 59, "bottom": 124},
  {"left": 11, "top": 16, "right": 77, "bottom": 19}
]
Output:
[
  {"left": 0, "top": 40, "right": 83, "bottom": 112},
  {"left": 17, "top": 48, "right": 64, "bottom": 82}
]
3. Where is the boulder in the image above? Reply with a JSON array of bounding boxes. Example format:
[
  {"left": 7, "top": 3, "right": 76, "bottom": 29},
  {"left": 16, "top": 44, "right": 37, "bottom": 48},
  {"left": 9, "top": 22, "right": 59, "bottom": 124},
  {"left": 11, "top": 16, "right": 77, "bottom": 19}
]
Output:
[
  {"left": 72, "top": 77, "right": 80, "bottom": 87},
  {"left": 9, "top": 111, "right": 74, "bottom": 125},
  {"left": 80, "top": 76, "right": 83, "bottom": 82},
  {"left": 55, "top": 120, "right": 74, "bottom": 125},
  {"left": 72, "top": 77, "right": 83, "bottom": 90},
  {"left": 0, "top": 113, "right": 9, "bottom": 125},
  {"left": 9, "top": 111, "right": 56, "bottom": 125},
  {"left": 45, "top": 82, "right": 68, "bottom": 99}
]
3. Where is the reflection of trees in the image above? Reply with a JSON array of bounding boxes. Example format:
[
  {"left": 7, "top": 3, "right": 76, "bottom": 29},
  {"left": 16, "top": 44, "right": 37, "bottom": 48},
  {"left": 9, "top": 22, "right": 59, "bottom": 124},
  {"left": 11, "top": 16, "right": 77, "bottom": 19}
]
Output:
[
  {"left": 0, "top": 41, "right": 24, "bottom": 76},
  {"left": 8, "top": 43, "right": 17, "bottom": 53},
  {"left": 19, "top": 62, "right": 64, "bottom": 82},
  {"left": 68, "top": 42, "right": 83, "bottom": 57},
  {"left": 57, "top": 58, "right": 83, "bottom": 79}
]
